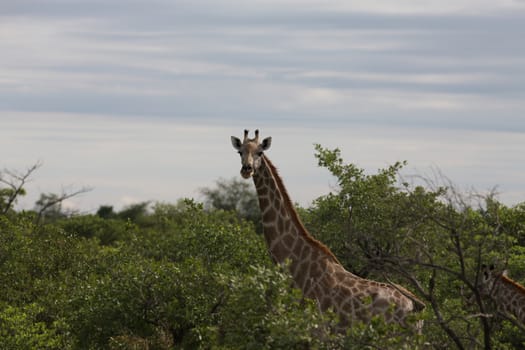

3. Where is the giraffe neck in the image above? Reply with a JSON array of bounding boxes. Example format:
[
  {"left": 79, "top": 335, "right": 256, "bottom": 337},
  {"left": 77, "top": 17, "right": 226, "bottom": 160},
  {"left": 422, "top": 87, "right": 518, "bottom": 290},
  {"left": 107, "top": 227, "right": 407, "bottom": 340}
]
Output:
[
  {"left": 253, "top": 155, "right": 340, "bottom": 266},
  {"left": 492, "top": 275, "right": 525, "bottom": 324},
  {"left": 251, "top": 156, "right": 424, "bottom": 326}
]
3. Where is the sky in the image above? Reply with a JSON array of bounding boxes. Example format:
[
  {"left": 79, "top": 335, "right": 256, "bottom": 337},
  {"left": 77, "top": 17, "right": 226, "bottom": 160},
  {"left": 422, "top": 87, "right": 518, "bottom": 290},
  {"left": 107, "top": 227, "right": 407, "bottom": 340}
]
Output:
[{"left": 1, "top": 0, "right": 525, "bottom": 212}]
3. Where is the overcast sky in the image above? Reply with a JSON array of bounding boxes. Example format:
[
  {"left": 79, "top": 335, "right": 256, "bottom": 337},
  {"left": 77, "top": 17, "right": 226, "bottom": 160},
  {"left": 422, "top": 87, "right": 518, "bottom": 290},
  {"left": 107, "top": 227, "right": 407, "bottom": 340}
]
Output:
[{"left": 1, "top": 0, "right": 524, "bottom": 212}]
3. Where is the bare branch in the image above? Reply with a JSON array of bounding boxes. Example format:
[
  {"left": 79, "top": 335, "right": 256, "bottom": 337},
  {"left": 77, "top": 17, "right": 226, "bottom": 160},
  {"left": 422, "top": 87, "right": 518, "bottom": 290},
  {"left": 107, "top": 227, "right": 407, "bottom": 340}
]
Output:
[
  {"left": 466, "top": 313, "right": 493, "bottom": 320},
  {"left": 427, "top": 268, "right": 466, "bottom": 350},
  {"left": 35, "top": 186, "right": 92, "bottom": 225},
  {"left": 0, "top": 162, "right": 43, "bottom": 214}
]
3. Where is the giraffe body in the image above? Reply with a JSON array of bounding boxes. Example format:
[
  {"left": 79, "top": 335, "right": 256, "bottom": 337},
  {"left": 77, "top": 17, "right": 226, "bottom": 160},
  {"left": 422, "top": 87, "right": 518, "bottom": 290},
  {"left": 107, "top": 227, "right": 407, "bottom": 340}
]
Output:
[
  {"left": 231, "top": 130, "right": 424, "bottom": 328},
  {"left": 481, "top": 265, "right": 525, "bottom": 325}
]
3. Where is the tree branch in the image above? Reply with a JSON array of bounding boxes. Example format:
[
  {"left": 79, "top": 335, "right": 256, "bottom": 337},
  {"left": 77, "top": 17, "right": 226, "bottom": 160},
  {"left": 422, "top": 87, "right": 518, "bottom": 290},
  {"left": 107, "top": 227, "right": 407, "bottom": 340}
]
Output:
[
  {"left": 0, "top": 162, "right": 42, "bottom": 214},
  {"left": 35, "top": 186, "right": 92, "bottom": 224}
]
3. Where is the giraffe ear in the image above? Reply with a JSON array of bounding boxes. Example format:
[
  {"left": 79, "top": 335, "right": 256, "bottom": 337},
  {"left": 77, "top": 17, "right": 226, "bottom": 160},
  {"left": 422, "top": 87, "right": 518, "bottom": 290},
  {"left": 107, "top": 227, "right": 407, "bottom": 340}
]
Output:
[
  {"left": 261, "top": 137, "right": 272, "bottom": 151},
  {"left": 231, "top": 136, "right": 242, "bottom": 151}
]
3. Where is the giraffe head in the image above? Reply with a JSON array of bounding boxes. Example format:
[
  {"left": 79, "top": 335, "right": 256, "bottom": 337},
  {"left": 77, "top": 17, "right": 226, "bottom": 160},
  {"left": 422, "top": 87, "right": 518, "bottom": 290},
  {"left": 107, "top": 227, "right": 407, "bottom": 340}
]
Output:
[
  {"left": 479, "top": 264, "right": 508, "bottom": 296},
  {"left": 479, "top": 264, "right": 497, "bottom": 295},
  {"left": 231, "top": 129, "right": 272, "bottom": 179}
]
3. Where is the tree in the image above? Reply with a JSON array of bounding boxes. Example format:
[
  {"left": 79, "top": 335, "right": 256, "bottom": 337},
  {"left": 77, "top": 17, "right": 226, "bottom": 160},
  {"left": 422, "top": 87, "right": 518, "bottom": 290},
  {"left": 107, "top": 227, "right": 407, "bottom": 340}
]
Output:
[
  {"left": 96, "top": 205, "right": 116, "bottom": 219},
  {"left": 304, "top": 144, "right": 525, "bottom": 349},
  {"left": 201, "top": 177, "right": 262, "bottom": 232},
  {"left": 117, "top": 201, "right": 150, "bottom": 223},
  {"left": 0, "top": 162, "right": 41, "bottom": 215},
  {"left": 34, "top": 187, "right": 91, "bottom": 225},
  {"left": 2, "top": 149, "right": 524, "bottom": 348},
  {"left": 0, "top": 303, "right": 68, "bottom": 349}
]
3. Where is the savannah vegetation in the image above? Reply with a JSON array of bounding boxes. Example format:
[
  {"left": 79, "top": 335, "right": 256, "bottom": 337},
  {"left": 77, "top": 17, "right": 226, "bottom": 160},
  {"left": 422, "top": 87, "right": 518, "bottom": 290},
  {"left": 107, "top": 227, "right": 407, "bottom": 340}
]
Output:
[{"left": 1, "top": 145, "right": 524, "bottom": 349}]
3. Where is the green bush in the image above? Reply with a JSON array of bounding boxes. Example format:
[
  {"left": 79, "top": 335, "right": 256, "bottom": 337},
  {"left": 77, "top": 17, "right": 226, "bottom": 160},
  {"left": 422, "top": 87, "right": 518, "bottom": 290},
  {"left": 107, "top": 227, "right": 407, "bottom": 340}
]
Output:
[
  {"left": 0, "top": 303, "right": 68, "bottom": 349},
  {"left": 1, "top": 146, "right": 525, "bottom": 349}
]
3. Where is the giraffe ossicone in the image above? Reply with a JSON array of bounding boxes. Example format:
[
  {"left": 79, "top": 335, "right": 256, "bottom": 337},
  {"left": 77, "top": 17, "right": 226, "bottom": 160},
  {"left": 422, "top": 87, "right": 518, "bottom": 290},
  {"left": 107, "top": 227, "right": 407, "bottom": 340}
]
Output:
[{"left": 231, "top": 129, "right": 425, "bottom": 329}]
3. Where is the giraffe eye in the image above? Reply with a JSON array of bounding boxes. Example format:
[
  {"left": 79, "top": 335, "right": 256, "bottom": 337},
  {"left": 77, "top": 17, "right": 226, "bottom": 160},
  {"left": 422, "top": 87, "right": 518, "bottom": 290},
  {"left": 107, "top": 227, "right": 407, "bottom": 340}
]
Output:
[
  {"left": 257, "top": 151, "right": 263, "bottom": 156},
  {"left": 238, "top": 151, "right": 242, "bottom": 156}
]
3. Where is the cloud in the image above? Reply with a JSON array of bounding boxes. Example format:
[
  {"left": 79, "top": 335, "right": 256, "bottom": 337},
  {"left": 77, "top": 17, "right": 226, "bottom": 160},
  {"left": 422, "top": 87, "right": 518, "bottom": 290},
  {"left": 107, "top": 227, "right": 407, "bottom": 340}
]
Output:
[{"left": 3, "top": 9, "right": 523, "bottom": 114}]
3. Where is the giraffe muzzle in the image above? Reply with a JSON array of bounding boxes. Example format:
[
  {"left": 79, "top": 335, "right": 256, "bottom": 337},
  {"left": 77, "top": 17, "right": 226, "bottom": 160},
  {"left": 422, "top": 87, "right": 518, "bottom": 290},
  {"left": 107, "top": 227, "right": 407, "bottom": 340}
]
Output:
[{"left": 241, "top": 165, "right": 254, "bottom": 178}]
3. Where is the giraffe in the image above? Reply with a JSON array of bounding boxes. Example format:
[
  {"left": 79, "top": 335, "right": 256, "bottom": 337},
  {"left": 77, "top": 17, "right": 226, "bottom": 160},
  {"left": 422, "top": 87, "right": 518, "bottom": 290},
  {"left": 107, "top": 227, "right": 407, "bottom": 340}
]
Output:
[
  {"left": 480, "top": 264, "right": 525, "bottom": 325},
  {"left": 231, "top": 129, "right": 425, "bottom": 328}
]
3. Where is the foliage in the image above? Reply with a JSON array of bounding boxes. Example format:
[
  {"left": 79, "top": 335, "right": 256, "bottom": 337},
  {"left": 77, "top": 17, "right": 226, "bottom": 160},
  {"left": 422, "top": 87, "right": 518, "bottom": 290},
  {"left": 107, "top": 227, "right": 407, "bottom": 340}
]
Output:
[
  {"left": 0, "top": 163, "right": 40, "bottom": 216},
  {"left": 0, "top": 149, "right": 524, "bottom": 349},
  {"left": 215, "top": 263, "right": 337, "bottom": 349},
  {"left": 201, "top": 177, "right": 262, "bottom": 233},
  {"left": 304, "top": 145, "right": 525, "bottom": 349},
  {"left": 0, "top": 303, "right": 68, "bottom": 349}
]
